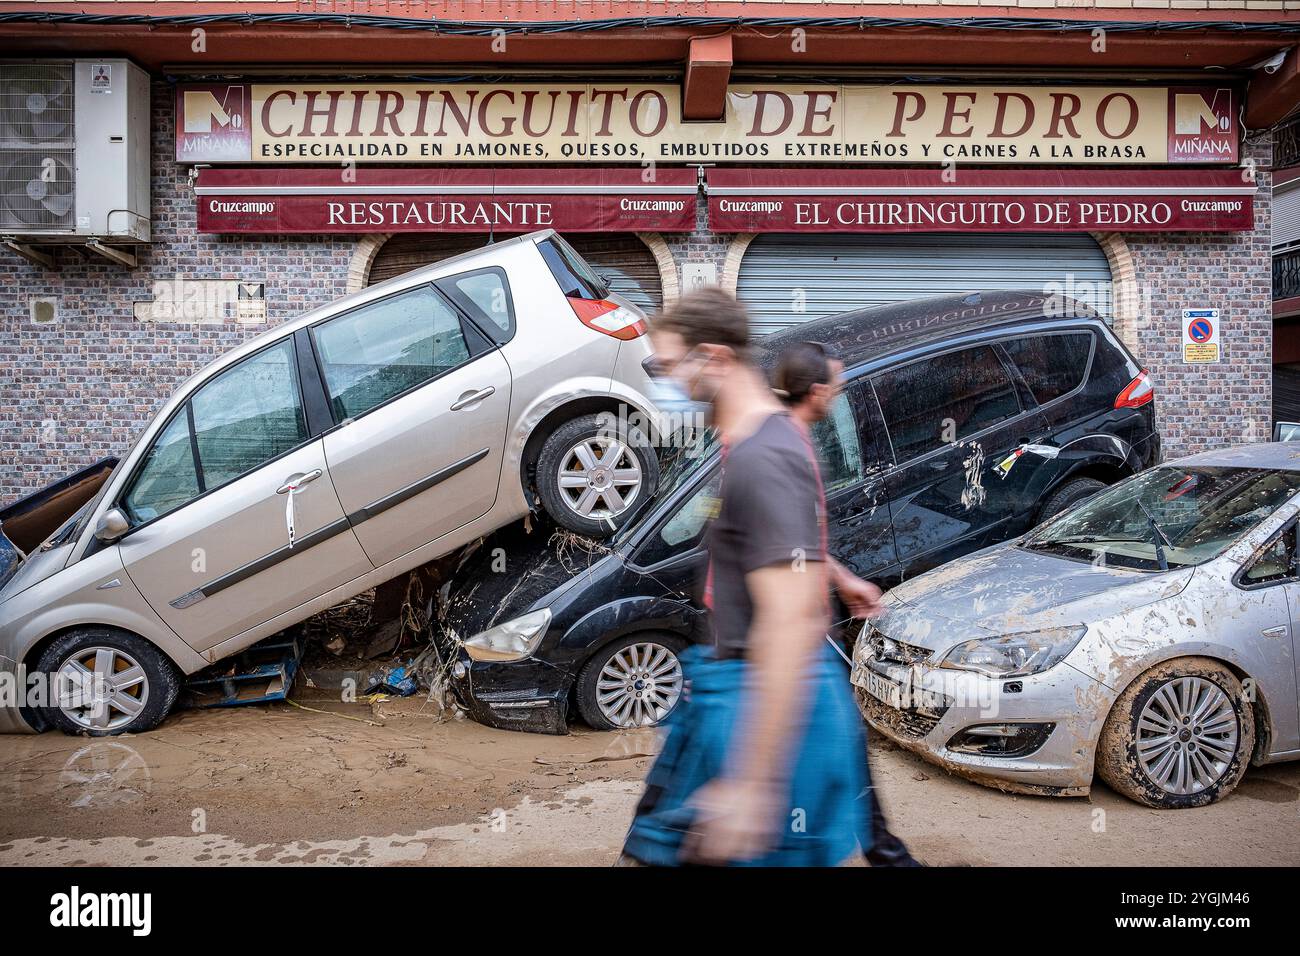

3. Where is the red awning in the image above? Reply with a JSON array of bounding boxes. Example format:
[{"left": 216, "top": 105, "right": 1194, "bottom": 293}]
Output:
[
  {"left": 706, "top": 168, "right": 1255, "bottom": 233},
  {"left": 195, "top": 167, "right": 697, "bottom": 234}
]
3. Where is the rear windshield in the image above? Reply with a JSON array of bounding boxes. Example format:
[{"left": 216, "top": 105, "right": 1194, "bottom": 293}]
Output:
[
  {"left": 538, "top": 235, "right": 609, "bottom": 300},
  {"left": 1023, "top": 465, "right": 1300, "bottom": 571}
]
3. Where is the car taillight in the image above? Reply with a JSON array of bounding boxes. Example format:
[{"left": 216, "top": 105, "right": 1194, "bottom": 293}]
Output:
[
  {"left": 1115, "top": 369, "right": 1154, "bottom": 409},
  {"left": 567, "top": 297, "right": 647, "bottom": 341}
]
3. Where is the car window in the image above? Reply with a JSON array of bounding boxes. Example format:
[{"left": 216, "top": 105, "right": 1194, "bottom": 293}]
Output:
[
  {"left": 122, "top": 340, "right": 308, "bottom": 524},
  {"left": 1002, "top": 332, "right": 1094, "bottom": 405},
  {"left": 314, "top": 286, "right": 471, "bottom": 420},
  {"left": 538, "top": 235, "right": 609, "bottom": 300},
  {"left": 122, "top": 412, "right": 202, "bottom": 524},
  {"left": 872, "top": 345, "right": 1022, "bottom": 463},
  {"left": 438, "top": 267, "right": 514, "bottom": 341},
  {"left": 635, "top": 470, "right": 722, "bottom": 567},
  {"left": 810, "top": 393, "right": 866, "bottom": 493},
  {"left": 1242, "top": 524, "right": 1298, "bottom": 585},
  {"left": 190, "top": 342, "right": 308, "bottom": 488}
]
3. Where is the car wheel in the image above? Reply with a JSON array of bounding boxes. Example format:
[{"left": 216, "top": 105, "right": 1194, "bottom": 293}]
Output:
[
  {"left": 35, "top": 628, "right": 181, "bottom": 737},
  {"left": 1096, "top": 657, "right": 1254, "bottom": 809},
  {"left": 576, "top": 634, "right": 687, "bottom": 730},
  {"left": 1036, "top": 476, "right": 1106, "bottom": 524},
  {"left": 536, "top": 413, "right": 659, "bottom": 538}
]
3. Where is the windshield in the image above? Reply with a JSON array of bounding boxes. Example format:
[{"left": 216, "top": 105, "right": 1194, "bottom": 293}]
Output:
[
  {"left": 613, "top": 429, "right": 718, "bottom": 545},
  {"left": 1023, "top": 465, "right": 1300, "bottom": 572}
]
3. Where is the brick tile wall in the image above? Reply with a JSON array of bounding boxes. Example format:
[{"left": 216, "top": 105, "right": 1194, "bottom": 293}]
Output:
[{"left": 1121, "top": 134, "right": 1274, "bottom": 460}]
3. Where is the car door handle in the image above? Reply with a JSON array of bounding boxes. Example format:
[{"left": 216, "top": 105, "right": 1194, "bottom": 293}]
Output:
[
  {"left": 1262, "top": 625, "right": 1289, "bottom": 638},
  {"left": 276, "top": 469, "right": 322, "bottom": 495},
  {"left": 450, "top": 386, "right": 495, "bottom": 411}
]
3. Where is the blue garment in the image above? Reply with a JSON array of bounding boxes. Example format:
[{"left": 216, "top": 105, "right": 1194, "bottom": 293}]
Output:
[{"left": 623, "top": 643, "right": 873, "bottom": 867}]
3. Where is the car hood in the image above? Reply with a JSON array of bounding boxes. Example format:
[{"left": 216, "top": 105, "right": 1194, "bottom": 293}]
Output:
[
  {"left": 0, "top": 538, "right": 72, "bottom": 605},
  {"left": 436, "top": 521, "right": 612, "bottom": 642},
  {"left": 877, "top": 540, "right": 1195, "bottom": 656}
]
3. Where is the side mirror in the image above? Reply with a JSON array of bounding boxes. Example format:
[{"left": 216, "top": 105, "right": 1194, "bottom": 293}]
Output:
[{"left": 93, "top": 508, "right": 130, "bottom": 543}]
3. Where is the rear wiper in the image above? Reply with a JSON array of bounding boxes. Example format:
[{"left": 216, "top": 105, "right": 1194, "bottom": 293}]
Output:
[{"left": 1135, "top": 501, "right": 1171, "bottom": 572}]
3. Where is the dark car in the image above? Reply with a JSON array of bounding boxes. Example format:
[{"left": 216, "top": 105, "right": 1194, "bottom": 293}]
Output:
[{"left": 434, "top": 290, "right": 1161, "bottom": 733}]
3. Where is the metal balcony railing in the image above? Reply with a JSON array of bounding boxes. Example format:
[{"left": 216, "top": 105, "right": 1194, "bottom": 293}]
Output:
[
  {"left": 1277, "top": 248, "right": 1300, "bottom": 301},
  {"left": 1277, "top": 118, "right": 1300, "bottom": 172}
]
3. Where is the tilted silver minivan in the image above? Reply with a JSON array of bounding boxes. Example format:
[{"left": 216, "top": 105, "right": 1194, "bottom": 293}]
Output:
[{"left": 0, "top": 230, "right": 660, "bottom": 736}]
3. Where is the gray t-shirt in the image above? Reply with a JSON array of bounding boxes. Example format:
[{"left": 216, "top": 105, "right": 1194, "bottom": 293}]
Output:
[{"left": 704, "top": 412, "right": 828, "bottom": 656}]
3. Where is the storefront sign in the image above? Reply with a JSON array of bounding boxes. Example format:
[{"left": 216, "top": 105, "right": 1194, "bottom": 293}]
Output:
[
  {"left": 1182, "top": 308, "right": 1221, "bottom": 363},
  {"left": 194, "top": 167, "right": 697, "bottom": 233},
  {"left": 707, "top": 169, "right": 1255, "bottom": 232},
  {"left": 176, "top": 83, "right": 1239, "bottom": 166}
]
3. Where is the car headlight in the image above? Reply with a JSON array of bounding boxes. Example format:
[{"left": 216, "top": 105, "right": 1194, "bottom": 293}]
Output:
[
  {"left": 939, "top": 626, "right": 1086, "bottom": 678},
  {"left": 461, "top": 609, "right": 552, "bottom": 662}
]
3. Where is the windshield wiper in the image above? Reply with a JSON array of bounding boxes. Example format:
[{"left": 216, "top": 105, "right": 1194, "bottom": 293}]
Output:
[
  {"left": 1135, "top": 501, "right": 1171, "bottom": 572},
  {"left": 1034, "top": 535, "right": 1150, "bottom": 546}
]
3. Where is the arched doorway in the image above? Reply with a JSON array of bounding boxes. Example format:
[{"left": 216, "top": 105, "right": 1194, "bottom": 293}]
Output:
[{"left": 367, "top": 232, "right": 666, "bottom": 312}]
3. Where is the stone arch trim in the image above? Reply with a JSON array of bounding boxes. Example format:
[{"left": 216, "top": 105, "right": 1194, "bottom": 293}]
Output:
[
  {"left": 348, "top": 233, "right": 393, "bottom": 293},
  {"left": 635, "top": 232, "right": 679, "bottom": 306},
  {"left": 720, "top": 233, "right": 757, "bottom": 294},
  {"left": 1091, "top": 231, "right": 1139, "bottom": 348}
]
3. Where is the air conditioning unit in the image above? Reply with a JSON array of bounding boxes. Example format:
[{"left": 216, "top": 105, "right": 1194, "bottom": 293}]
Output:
[{"left": 0, "top": 59, "right": 150, "bottom": 260}]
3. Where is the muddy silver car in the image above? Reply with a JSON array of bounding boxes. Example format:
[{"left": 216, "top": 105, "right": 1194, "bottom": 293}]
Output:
[
  {"left": 854, "top": 443, "right": 1300, "bottom": 808},
  {"left": 0, "top": 230, "right": 660, "bottom": 736}
]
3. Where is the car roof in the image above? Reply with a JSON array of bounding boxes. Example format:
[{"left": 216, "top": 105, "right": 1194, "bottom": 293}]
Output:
[
  {"left": 758, "top": 289, "right": 1103, "bottom": 371},
  {"left": 1169, "top": 442, "right": 1300, "bottom": 472}
]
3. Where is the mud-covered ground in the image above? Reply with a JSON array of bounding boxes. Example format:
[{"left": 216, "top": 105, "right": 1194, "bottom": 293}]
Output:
[{"left": 1, "top": 698, "right": 1298, "bottom": 866}]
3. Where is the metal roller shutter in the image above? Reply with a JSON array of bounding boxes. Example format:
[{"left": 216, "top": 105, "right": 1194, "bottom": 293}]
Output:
[
  {"left": 367, "top": 232, "right": 663, "bottom": 311},
  {"left": 1275, "top": 181, "right": 1300, "bottom": 251},
  {"left": 736, "top": 232, "right": 1112, "bottom": 335}
]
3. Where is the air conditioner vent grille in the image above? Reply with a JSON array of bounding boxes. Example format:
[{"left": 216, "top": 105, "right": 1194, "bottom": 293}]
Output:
[
  {"left": 1, "top": 149, "right": 76, "bottom": 230},
  {"left": 1, "top": 62, "right": 75, "bottom": 146},
  {"left": 1, "top": 62, "right": 77, "bottom": 231}
]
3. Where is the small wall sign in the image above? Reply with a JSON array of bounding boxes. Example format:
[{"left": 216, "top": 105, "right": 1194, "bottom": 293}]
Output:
[{"left": 1182, "top": 308, "right": 1220, "bottom": 364}]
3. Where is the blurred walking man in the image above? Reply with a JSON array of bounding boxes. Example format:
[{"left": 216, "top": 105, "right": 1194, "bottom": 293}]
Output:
[
  {"left": 774, "top": 341, "right": 921, "bottom": 867},
  {"left": 620, "top": 289, "right": 876, "bottom": 866}
]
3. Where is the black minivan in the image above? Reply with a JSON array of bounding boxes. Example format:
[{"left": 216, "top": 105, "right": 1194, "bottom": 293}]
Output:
[{"left": 435, "top": 290, "right": 1160, "bottom": 734}]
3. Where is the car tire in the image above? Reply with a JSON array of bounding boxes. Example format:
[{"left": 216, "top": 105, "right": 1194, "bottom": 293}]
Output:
[
  {"left": 576, "top": 633, "right": 688, "bottom": 731},
  {"left": 536, "top": 413, "right": 659, "bottom": 538},
  {"left": 1096, "top": 657, "right": 1254, "bottom": 809},
  {"left": 35, "top": 627, "right": 181, "bottom": 737},
  {"left": 1036, "top": 476, "right": 1106, "bottom": 524}
]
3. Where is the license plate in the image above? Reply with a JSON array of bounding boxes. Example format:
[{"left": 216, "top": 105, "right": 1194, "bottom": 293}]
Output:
[
  {"left": 867, "top": 671, "right": 905, "bottom": 708},
  {"left": 854, "top": 667, "right": 904, "bottom": 709},
  {"left": 852, "top": 663, "right": 941, "bottom": 712}
]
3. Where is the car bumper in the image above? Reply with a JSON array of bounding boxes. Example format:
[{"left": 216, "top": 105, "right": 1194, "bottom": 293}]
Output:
[
  {"left": 447, "top": 648, "right": 573, "bottom": 735},
  {"left": 851, "top": 653, "right": 1106, "bottom": 796}
]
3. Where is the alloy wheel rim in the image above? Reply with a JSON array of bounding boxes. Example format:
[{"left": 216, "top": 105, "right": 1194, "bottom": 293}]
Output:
[
  {"left": 596, "top": 642, "right": 684, "bottom": 728},
  {"left": 557, "top": 436, "right": 643, "bottom": 519},
  {"left": 1135, "top": 676, "right": 1238, "bottom": 796},
  {"left": 55, "top": 646, "right": 149, "bottom": 732}
]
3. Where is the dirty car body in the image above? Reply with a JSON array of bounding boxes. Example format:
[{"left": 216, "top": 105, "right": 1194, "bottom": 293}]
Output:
[
  {"left": 854, "top": 442, "right": 1300, "bottom": 808},
  {"left": 0, "top": 230, "right": 660, "bottom": 736},
  {"left": 439, "top": 290, "right": 1161, "bottom": 733}
]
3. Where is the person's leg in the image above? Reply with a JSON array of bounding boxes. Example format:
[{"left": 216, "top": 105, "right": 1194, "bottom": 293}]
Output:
[{"left": 864, "top": 787, "right": 922, "bottom": 867}]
